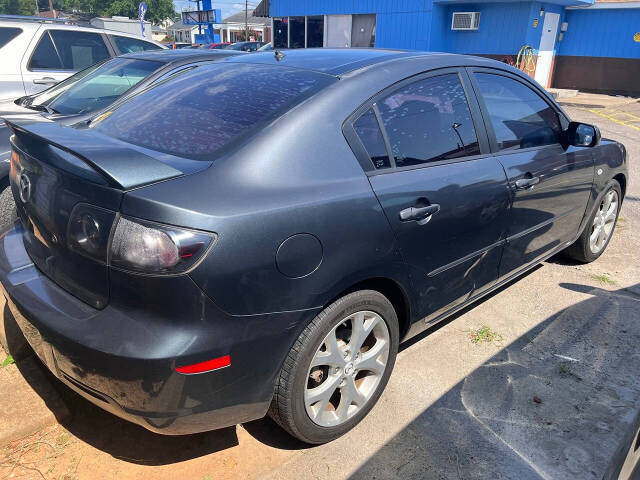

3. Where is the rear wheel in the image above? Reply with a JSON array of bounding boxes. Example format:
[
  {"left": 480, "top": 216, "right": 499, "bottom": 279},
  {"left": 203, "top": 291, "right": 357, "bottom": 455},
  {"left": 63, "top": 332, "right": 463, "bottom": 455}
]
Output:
[
  {"left": 564, "top": 180, "right": 621, "bottom": 263},
  {"left": 269, "top": 290, "right": 399, "bottom": 444}
]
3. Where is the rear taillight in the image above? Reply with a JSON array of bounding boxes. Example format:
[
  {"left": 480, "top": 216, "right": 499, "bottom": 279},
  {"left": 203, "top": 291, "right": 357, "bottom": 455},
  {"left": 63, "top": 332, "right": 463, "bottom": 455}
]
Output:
[
  {"left": 66, "top": 207, "right": 215, "bottom": 274},
  {"left": 109, "top": 216, "right": 215, "bottom": 274}
]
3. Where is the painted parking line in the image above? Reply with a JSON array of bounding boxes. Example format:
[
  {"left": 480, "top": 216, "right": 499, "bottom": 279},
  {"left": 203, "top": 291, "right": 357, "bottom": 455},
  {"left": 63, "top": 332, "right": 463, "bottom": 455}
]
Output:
[{"left": 587, "top": 108, "right": 640, "bottom": 132}]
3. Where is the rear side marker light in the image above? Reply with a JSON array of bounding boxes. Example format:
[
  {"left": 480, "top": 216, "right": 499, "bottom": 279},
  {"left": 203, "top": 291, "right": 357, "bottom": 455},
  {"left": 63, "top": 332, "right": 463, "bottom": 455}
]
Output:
[{"left": 175, "top": 355, "right": 231, "bottom": 374}]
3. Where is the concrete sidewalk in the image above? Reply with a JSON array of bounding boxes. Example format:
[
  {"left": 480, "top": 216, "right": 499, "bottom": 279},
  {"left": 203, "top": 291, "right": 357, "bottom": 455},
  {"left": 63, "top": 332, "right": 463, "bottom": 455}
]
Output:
[
  {"left": 0, "top": 346, "right": 69, "bottom": 447},
  {"left": 550, "top": 90, "right": 640, "bottom": 109}
]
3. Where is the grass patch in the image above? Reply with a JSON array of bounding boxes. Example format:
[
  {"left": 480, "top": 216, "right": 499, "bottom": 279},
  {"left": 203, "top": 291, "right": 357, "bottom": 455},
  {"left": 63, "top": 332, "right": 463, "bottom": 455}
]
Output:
[
  {"left": 1, "top": 355, "right": 14, "bottom": 367},
  {"left": 591, "top": 273, "right": 616, "bottom": 285},
  {"left": 470, "top": 326, "right": 503, "bottom": 345}
]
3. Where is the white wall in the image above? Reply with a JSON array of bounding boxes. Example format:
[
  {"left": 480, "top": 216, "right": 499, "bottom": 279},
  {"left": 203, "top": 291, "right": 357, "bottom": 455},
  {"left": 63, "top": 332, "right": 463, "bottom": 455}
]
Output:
[{"left": 90, "top": 18, "right": 153, "bottom": 39}]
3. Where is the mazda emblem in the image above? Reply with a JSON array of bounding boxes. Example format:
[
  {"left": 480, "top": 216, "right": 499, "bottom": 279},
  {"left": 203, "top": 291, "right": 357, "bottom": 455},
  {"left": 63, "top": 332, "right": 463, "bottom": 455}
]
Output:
[{"left": 18, "top": 173, "right": 31, "bottom": 203}]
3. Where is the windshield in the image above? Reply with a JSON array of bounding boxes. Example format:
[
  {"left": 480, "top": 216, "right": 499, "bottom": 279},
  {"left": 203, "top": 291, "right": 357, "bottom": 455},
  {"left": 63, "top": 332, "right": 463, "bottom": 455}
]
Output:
[
  {"left": 30, "top": 57, "right": 164, "bottom": 115},
  {"left": 90, "top": 62, "right": 335, "bottom": 160}
]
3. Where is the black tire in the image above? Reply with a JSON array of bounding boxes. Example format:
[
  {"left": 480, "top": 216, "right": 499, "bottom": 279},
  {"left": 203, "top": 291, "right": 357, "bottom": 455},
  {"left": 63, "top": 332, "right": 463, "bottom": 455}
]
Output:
[
  {"left": 563, "top": 179, "right": 621, "bottom": 263},
  {"left": 269, "top": 290, "right": 399, "bottom": 444},
  {"left": 0, "top": 184, "right": 17, "bottom": 233}
]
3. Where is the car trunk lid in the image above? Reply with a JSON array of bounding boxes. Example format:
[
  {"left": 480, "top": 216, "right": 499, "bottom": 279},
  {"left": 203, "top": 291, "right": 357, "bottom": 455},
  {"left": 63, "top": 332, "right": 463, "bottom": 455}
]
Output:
[{"left": 5, "top": 116, "right": 184, "bottom": 309}]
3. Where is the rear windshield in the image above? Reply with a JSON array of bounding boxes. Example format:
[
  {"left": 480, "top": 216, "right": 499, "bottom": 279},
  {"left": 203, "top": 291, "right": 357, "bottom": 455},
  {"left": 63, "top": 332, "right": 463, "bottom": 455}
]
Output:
[
  {"left": 0, "top": 27, "right": 22, "bottom": 49},
  {"left": 32, "top": 57, "right": 163, "bottom": 115},
  {"left": 90, "top": 63, "right": 335, "bottom": 160}
]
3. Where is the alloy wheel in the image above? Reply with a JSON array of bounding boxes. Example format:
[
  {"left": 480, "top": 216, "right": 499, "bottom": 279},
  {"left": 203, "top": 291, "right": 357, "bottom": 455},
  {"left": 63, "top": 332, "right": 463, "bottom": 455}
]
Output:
[
  {"left": 590, "top": 189, "right": 619, "bottom": 254},
  {"left": 304, "top": 310, "right": 390, "bottom": 427}
]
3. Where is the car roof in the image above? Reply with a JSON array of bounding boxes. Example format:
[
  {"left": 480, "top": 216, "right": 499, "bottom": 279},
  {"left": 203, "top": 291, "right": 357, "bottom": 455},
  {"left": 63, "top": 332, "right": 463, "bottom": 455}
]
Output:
[
  {"left": 120, "top": 49, "right": 244, "bottom": 62},
  {"left": 222, "top": 48, "right": 513, "bottom": 77},
  {"left": 222, "top": 48, "right": 434, "bottom": 75}
]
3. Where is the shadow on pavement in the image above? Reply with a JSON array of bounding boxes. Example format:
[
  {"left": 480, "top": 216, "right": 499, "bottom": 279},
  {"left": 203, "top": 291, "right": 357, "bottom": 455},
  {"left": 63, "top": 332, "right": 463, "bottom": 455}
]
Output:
[
  {"left": 5, "top": 273, "right": 640, "bottom": 475},
  {"left": 348, "top": 282, "right": 640, "bottom": 480}
]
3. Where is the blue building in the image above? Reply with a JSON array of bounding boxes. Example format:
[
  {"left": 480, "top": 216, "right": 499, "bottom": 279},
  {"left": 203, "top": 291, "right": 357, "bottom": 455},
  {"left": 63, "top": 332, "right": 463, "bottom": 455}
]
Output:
[{"left": 254, "top": 0, "right": 640, "bottom": 95}]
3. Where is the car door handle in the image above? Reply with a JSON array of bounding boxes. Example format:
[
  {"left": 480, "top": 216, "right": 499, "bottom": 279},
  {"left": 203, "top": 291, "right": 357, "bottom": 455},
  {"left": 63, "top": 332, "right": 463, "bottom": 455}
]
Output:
[
  {"left": 32, "top": 77, "right": 57, "bottom": 85},
  {"left": 515, "top": 176, "right": 540, "bottom": 190},
  {"left": 399, "top": 204, "right": 440, "bottom": 222}
]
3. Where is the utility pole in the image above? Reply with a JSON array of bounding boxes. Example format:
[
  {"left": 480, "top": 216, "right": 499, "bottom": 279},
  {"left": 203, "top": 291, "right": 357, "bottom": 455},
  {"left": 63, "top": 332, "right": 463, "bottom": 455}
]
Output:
[
  {"left": 244, "top": 0, "right": 248, "bottom": 41},
  {"left": 34, "top": 0, "right": 38, "bottom": 15},
  {"left": 48, "top": 0, "right": 56, "bottom": 18}
]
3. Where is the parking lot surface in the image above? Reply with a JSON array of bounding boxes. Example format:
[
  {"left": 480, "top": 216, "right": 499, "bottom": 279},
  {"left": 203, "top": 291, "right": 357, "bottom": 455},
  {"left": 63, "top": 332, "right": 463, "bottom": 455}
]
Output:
[{"left": 1, "top": 101, "right": 639, "bottom": 480}]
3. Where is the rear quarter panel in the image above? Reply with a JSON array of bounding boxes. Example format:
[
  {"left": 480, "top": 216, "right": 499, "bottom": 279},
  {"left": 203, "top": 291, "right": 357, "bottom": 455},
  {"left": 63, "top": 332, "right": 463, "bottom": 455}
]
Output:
[{"left": 579, "top": 139, "right": 628, "bottom": 235}]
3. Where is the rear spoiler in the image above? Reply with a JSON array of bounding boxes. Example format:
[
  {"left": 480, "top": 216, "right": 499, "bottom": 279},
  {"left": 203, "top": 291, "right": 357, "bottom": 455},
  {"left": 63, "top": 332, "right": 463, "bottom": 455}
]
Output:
[{"left": 4, "top": 116, "right": 182, "bottom": 190}]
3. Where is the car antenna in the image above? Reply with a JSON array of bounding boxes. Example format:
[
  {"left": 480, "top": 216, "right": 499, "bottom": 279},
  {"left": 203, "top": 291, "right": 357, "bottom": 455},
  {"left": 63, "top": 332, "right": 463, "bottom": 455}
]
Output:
[{"left": 274, "top": 50, "right": 285, "bottom": 61}]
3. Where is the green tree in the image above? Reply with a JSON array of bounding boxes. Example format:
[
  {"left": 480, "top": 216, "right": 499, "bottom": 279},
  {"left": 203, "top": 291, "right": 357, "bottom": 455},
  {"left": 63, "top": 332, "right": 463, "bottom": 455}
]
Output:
[
  {"left": 0, "top": 0, "right": 37, "bottom": 15},
  {"left": 103, "top": 0, "right": 174, "bottom": 23},
  {"left": 0, "top": 0, "right": 175, "bottom": 23}
]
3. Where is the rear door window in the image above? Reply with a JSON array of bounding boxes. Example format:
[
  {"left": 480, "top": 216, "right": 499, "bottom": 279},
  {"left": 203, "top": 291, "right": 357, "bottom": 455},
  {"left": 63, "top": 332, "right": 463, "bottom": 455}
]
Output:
[
  {"left": 49, "top": 30, "right": 110, "bottom": 70},
  {"left": 376, "top": 73, "right": 480, "bottom": 168},
  {"left": 474, "top": 73, "right": 561, "bottom": 151},
  {"left": 353, "top": 108, "right": 390, "bottom": 169},
  {"left": 0, "top": 27, "right": 22, "bottom": 49},
  {"left": 29, "top": 31, "right": 62, "bottom": 69},
  {"left": 110, "top": 35, "right": 162, "bottom": 54},
  {"left": 90, "top": 63, "right": 335, "bottom": 159}
]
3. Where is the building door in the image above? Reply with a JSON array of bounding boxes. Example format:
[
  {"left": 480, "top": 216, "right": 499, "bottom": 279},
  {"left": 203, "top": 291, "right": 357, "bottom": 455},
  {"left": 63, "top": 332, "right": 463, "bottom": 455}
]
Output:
[
  {"left": 351, "top": 14, "right": 376, "bottom": 47},
  {"left": 325, "top": 15, "right": 352, "bottom": 47},
  {"left": 534, "top": 12, "right": 560, "bottom": 87}
]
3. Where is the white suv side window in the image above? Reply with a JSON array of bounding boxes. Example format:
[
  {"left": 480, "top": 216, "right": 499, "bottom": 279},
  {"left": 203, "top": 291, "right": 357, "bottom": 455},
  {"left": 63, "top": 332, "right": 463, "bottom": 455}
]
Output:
[{"left": 29, "top": 30, "right": 110, "bottom": 71}]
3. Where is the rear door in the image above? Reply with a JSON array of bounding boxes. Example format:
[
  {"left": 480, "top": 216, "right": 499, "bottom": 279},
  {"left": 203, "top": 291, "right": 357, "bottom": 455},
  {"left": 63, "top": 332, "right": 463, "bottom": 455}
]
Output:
[
  {"left": 22, "top": 29, "right": 112, "bottom": 95},
  {"left": 346, "top": 69, "right": 511, "bottom": 322},
  {"left": 468, "top": 69, "right": 594, "bottom": 278}
]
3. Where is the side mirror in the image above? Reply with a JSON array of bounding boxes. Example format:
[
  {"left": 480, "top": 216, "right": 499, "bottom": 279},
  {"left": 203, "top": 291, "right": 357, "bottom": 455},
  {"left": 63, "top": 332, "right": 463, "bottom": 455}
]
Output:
[{"left": 565, "top": 121, "right": 601, "bottom": 148}]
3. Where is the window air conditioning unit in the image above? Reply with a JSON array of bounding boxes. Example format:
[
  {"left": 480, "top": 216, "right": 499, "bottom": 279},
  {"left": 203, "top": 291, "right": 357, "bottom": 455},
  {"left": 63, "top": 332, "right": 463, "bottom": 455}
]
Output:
[{"left": 451, "top": 12, "right": 481, "bottom": 31}]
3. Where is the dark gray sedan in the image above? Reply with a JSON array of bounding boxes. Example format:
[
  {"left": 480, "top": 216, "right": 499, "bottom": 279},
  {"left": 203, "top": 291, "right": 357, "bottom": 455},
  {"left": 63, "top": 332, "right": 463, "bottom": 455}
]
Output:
[{"left": 0, "top": 49, "right": 627, "bottom": 444}]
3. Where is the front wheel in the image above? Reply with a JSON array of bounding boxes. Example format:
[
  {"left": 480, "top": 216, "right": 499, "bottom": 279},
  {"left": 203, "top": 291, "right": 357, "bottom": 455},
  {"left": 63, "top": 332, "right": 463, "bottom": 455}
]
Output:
[
  {"left": 564, "top": 180, "right": 621, "bottom": 263},
  {"left": 269, "top": 290, "right": 399, "bottom": 444}
]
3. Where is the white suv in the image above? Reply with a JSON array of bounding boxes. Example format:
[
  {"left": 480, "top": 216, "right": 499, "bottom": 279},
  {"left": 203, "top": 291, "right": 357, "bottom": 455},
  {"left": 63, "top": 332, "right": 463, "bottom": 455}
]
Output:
[{"left": 0, "top": 16, "right": 166, "bottom": 106}]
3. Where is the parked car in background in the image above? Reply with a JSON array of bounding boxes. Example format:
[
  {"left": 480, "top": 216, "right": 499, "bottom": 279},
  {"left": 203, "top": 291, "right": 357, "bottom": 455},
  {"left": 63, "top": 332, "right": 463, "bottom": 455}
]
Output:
[
  {"left": 0, "top": 48, "right": 242, "bottom": 229},
  {"left": 0, "top": 15, "right": 165, "bottom": 109},
  {"left": 207, "top": 42, "right": 231, "bottom": 49},
  {"left": 172, "top": 42, "right": 192, "bottom": 49},
  {"left": 0, "top": 50, "right": 627, "bottom": 445},
  {"left": 224, "top": 41, "right": 266, "bottom": 51}
]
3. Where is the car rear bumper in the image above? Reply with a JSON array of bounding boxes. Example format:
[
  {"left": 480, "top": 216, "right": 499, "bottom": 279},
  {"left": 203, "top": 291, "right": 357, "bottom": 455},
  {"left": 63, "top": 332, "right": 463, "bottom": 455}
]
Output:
[{"left": 0, "top": 224, "right": 320, "bottom": 435}]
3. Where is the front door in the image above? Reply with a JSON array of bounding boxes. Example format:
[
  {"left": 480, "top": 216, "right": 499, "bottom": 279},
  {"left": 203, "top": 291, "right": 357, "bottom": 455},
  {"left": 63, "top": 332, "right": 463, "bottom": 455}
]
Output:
[
  {"left": 351, "top": 70, "right": 510, "bottom": 321},
  {"left": 534, "top": 12, "right": 560, "bottom": 88},
  {"left": 470, "top": 70, "right": 594, "bottom": 278}
]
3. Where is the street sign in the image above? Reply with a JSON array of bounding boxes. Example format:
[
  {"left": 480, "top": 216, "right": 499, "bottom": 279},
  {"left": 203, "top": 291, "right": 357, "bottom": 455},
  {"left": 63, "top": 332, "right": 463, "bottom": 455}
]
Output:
[
  {"left": 138, "top": 1, "right": 147, "bottom": 36},
  {"left": 181, "top": 9, "right": 221, "bottom": 25}
]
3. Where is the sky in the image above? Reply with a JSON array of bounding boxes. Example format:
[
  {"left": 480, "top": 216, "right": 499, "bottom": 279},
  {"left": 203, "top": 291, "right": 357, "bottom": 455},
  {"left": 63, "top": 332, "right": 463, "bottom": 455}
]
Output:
[{"left": 172, "top": 0, "right": 260, "bottom": 20}]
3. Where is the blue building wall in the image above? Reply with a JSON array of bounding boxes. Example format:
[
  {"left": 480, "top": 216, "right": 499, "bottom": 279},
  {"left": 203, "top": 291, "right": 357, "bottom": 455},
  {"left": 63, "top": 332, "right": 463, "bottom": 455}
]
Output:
[
  {"left": 269, "top": 0, "right": 573, "bottom": 55},
  {"left": 270, "top": 0, "right": 436, "bottom": 50},
  {"left": 558, "top": 8, "right": 640, "bottom": 58},
  {"left": 269, "top": 0, "right": 640, "bottom": 93},
  {"left": 437, "top": 2, "right": 566, "bottom": 56}
]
